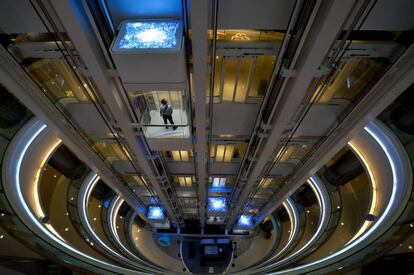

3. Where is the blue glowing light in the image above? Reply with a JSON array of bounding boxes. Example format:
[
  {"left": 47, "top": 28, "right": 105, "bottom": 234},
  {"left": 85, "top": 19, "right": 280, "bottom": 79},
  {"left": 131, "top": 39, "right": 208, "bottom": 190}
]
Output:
[
  {"left": 102, "top": 198, "right": 111, "bottom": 209},
  {"left": 147, "top": 206, "right": 165, "bottom": 220},
  {"left": 237, "top": 214, "right": 253, "bottom": 228},
  {"left": 208, "top": 197, "right": 227, "bottom": 212},
  {"left": 118, "top": 21, "right": 179, "bottom": 49},
  {"left": 212, "top": 177, "right": 226, "bottom": 188}
]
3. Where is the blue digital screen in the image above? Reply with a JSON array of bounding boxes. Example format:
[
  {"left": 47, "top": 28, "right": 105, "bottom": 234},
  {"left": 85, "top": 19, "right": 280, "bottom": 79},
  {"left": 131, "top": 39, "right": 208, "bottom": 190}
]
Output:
[
  {"left": 237, "top": 214, "right": 253, "bottom": 228},
  {"left": 147, "top": 206, "right": 165, "bottom": 220},
  {"left": 118, "top": 21, "right": 179, "bottom": 49},
  {"left": 102, "top": 198, "right": 111, "bottom": 209},
  {"left": 208, "top": 197, "right": 227, "bottom": 212}
]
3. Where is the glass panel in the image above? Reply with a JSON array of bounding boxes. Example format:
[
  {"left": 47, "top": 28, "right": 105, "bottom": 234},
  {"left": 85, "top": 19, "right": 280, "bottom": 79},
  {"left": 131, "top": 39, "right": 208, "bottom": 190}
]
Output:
[
  {"left": 234, "top": 143, "right": 247, "bottom": 159},
  {"left": 210, "top": 144, "right": 216, "bottom": 157},
  {"left": 207, "top": 56, "right": 223, "bottom": 97},
  {"left": 185, "top": 177, "right": 192, "bottom": 187},
  {"left": 249, "top": 56, "right": 276, "bottom": 97},
  {"left": 318, "top": 59, "right": 388, "bottom": 103},
  {"left": 179, "top": 177, "right": 186, "bottom": 187},
  {"left": 222, "top": 59, "right": 238, "bottom": 102},
  {"left": 93, "top": 142, "right": 127, "bottom": 160},
  {"left": 129, "top": 90, "right": 190, "bottom": 139},
  {"left": 234, "top": 58, "right": 252, "bottom": 102},
  {"left": 223, "top": 144, "right": 234, "bottom": 162},
  {"left": 278, "top": 145, "right": 295, "bottom": 162},
  {"left": 27, "top": 60, "right": 89, "bottom": 102},
  {"left": 260, "top": 178, "right": 273, "bottom": 188},
  {"left": 171, "top": 150, "right": 181, "bottom": 161},
  {"left": 215, "top": 145, "right": 225, "bottom": 162},
  {"left": 180, "top": 151, "right": 189, "bottom": 161},
  {"left": 212, "top": 177, "right": 226, "bottom": 188}
]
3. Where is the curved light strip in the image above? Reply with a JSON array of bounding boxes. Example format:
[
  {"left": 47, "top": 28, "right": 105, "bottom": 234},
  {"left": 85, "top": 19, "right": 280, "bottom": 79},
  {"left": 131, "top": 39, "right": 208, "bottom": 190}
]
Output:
[
  {"left": 267, "top": 120, "right": 408, "bottom": 274},
  {"left": 80, "top": 173, "right": 126, "bottom": 258},
  {"left": 285, "top": 199, "right": 298, "bottom": 245},
  {"left": 255, "top": 176, "right": 329, "bottom": 271},
  {"left": 256, "top": 198, "right": 298, "bottom": 268},
  {"left": 8, "top": 121, "right": 147, "bottom": 274},
  {"left": 179, "top": 238, "right": 191, "bottom": 272},
  {"left": 80, "top": 175, "right": 161, "bottom": 273},
  {"left": 346, "top": 140, "right": 377, "bottom": 243},
  {"left": 256, "top": 176, "right": 329, "bottom": 272},
  {"left": 34, "top": 138, "right": 64, "bottom": 241},
  {"left": 108, "top": 195, "right": 147, "bottom": 262},
  {"left": 33, "top": 139, "right": 62, "bottom": 221}
]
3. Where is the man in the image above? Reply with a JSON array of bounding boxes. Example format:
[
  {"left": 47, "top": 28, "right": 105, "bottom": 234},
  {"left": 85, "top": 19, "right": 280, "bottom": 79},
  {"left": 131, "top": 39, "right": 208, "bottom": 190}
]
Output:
[{"left": 160, "top": 99, "right": 177, "bottom": 130}]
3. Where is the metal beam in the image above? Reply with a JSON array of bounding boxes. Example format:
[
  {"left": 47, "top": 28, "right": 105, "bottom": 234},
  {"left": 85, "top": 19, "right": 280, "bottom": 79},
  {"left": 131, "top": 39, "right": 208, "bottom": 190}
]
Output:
[
  {"left": 255, "top": 42, "right": 414, "bottom": 223},
  {"left": 49, "top": 0, "right": 182, "bottom": 225},
  {"left": 190, "top": 0, "right": 209, "bottom": 228},
  {"left": 226, "top": 0, "right": 358, "bottom": 227}
]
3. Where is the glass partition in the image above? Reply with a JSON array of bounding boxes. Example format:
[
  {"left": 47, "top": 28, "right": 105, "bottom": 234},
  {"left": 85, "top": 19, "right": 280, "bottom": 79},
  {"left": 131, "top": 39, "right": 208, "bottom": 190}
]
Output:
[
  {"left": 27, "top": 60, "right": 89, "bottom": 103},
  {"left": 129, "top": 90, "right": 190, "bottom": 138},
  {"left": 210, "top": 143, "right": 247, "bottom": 162},
  {"left": 207, "top": 55, "right": 276, "bottom": 103}
]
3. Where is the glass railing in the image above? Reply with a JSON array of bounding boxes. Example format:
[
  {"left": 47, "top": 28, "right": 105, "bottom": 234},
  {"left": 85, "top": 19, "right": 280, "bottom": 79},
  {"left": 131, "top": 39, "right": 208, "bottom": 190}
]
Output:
[
  {"left": 128, "top": 90, "right": 191, "bottom": 139},
  {"left": 315, "top": 58, "right": 389, "bottom": 104},
  {"left": 26, "top": 60, "right": 89, "bottom": 103}
]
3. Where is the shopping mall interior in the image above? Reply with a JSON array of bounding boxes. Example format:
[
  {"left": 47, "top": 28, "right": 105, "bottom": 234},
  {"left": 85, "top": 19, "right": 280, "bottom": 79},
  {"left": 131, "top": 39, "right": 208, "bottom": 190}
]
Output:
[{"left": 0, "top": 0, "right": 413, "bottom": 274}]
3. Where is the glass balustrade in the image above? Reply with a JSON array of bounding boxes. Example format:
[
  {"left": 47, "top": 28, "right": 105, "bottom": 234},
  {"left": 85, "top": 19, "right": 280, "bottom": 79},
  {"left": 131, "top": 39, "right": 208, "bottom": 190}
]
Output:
[{"left": 129, "top": 90, "right": 190, "bottom": 139}]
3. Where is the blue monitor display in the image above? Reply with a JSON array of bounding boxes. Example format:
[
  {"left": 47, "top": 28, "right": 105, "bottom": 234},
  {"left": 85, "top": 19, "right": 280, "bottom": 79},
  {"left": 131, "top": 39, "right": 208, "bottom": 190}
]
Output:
[
  {"left": 204, "top": 245, "right": 219, "bottom": 255},
  {"left": 117, "top": 21, "right": 179, "bottom": 49},
  {"left": 237, "top": 214, "right": 253, "bottom": 228},
  {"left": 147, "top": 206, "right": 165, "bottom": 220},
  {"left": 208, "top": 197, "right": 227, "bottom": 212},
  {"left": 102, "top": 198, "right": 111, "bottom": 209}
]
